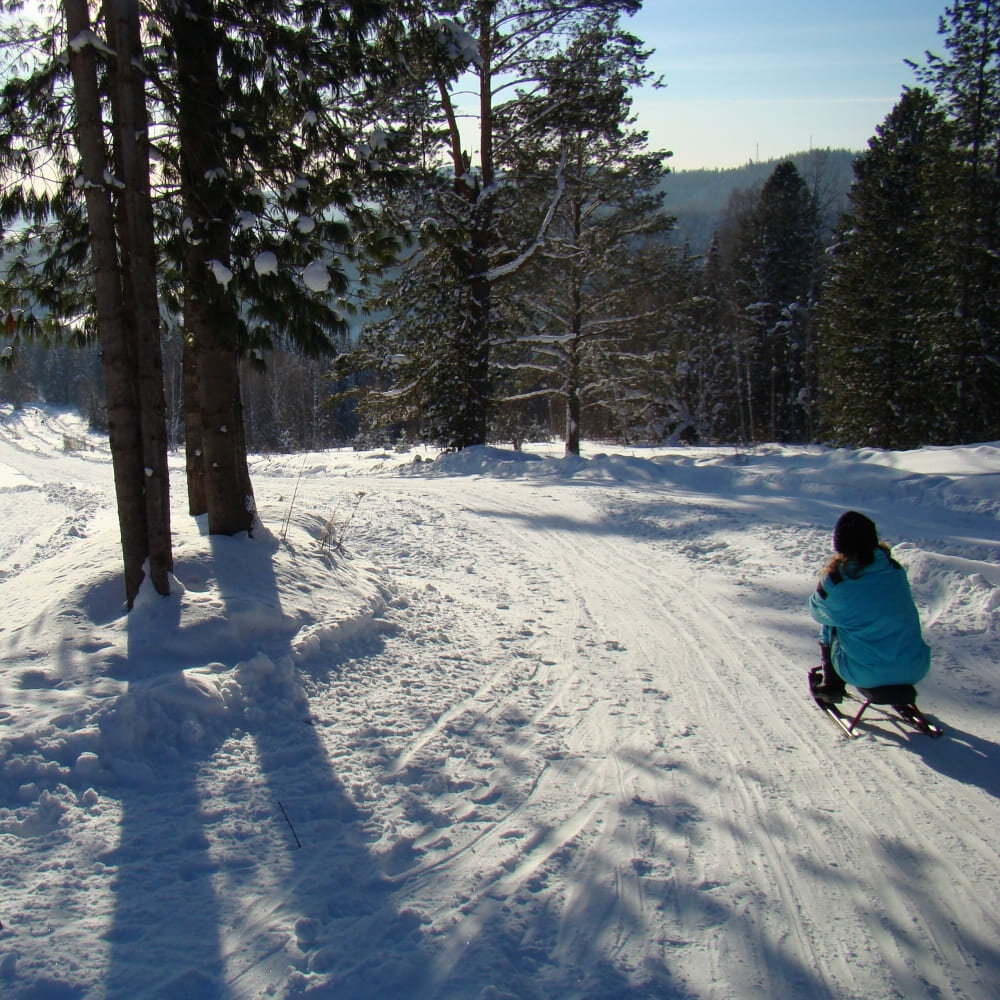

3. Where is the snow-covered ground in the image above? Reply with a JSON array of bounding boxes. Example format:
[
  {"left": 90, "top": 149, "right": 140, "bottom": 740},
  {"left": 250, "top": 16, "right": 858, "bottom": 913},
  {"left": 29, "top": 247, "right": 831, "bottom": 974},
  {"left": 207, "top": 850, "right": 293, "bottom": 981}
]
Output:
[{"left": 1, "top": 403, "right": 999, "bottom": 1000}]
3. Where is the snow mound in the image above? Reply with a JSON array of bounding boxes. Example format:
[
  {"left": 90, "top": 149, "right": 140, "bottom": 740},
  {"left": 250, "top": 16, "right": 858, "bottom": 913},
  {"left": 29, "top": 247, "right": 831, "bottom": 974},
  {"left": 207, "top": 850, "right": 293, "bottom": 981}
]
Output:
[
  {"left": 0, "top": 479, "right": 391, "bottom": 813},
  {"left": 405, "top": 440, "right": 1000, "bottom": 522},
  {"left": 415, "top": 445, "right": 544, "bottom": 477}
]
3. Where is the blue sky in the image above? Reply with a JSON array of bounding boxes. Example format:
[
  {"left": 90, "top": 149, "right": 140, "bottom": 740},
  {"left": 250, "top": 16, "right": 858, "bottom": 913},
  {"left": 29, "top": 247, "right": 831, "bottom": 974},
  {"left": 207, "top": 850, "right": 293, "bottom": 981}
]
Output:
[{"left": 628, "top": 0, "right": 949, "bottom": 170}]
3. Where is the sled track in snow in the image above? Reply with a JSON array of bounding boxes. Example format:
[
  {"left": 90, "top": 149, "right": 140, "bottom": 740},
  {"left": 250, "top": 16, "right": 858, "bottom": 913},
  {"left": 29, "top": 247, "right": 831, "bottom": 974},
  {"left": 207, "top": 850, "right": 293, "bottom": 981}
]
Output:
[
  {"left": 304, "top": 471, "right": 1000, "bottom": 1000},
  {"left": 3, "top": 423, "right": 998, "bottom": 1000}
]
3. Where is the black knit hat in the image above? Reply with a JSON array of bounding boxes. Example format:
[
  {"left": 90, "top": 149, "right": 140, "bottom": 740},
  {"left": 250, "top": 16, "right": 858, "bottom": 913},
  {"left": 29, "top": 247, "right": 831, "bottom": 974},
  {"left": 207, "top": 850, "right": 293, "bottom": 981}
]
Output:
[{"left": 833, "top": 510, "right": 878, "bottom": 556}]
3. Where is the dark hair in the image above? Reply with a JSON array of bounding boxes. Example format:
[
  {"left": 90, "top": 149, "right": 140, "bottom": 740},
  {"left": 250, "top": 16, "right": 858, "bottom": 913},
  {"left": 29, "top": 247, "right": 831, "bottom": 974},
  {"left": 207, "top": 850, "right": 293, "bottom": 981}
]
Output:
[
  {"left": 825, "top": 511, "right": 890, "bottom": 577},
  {"left": 825, "top": 542, "right": 893, "bottom": 578},
  {"left": 833, "top": 510, "right": 878, "bottom": 559}
]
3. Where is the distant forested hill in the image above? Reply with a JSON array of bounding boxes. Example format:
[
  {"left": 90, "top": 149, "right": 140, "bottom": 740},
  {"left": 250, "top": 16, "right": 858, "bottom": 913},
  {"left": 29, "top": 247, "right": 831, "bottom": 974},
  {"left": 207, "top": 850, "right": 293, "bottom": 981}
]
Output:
[{"left": 662, "top": 148, "right": 858, "bottom": 255}]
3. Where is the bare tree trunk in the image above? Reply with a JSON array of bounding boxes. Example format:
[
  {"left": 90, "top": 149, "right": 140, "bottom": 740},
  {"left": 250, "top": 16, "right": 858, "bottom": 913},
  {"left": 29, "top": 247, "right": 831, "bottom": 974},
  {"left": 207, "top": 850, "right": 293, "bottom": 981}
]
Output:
[
  {"left": 195, "top": 324, "right": 256, "bottom": 534},
  {"left": 461, "top": 249, "right": 492, "bottom": 448},
  {"left": 173, "top": 0, "right": 256, "bottom": 534},
  {"left": 564, "top": 335, "right": 582, "bottom": 457},
  {"left": 182, "top": 330, "right": 206, "bottom": 516},
  {"left": 64, "top": 0, "right": 148, "bottom": 608},
  {"left": 565, "top": 386, "right": 582, "bottom": 456},
  {"left": 105, "top": 0, "right": 172, "bottom": 591}
]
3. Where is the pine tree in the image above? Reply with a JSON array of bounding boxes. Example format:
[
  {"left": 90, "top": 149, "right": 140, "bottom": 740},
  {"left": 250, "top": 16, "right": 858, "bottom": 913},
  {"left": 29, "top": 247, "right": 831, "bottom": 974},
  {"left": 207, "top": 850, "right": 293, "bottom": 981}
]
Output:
[
  {"left": 817, "top": 89, "right": 959, "bottom": 448},
  {"left": 355, "top": 0, "right": 642, "bottom": 449},
  {"left": 498, "top": 13, "right": 676, "bottom": 454}
]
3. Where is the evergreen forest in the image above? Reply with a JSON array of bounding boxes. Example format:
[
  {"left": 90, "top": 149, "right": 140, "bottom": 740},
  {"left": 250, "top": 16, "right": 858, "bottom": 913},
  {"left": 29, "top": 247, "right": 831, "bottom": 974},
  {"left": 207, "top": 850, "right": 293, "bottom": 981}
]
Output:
[{"left": 2, "top": 2, "right": 999, "bottom": 599}]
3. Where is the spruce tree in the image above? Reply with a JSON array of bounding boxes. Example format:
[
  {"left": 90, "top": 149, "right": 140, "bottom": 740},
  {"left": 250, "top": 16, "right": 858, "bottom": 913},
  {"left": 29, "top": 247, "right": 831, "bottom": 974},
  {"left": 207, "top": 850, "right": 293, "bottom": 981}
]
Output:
[
  {"left": 817, "top": 89, "right": 958, "bottom": 448},
  {"left": 731, "top": 161, "right": 820, "bottom": 442},
  {"left": 912, "top": 0, "right": 1000, "bottom": 440}
]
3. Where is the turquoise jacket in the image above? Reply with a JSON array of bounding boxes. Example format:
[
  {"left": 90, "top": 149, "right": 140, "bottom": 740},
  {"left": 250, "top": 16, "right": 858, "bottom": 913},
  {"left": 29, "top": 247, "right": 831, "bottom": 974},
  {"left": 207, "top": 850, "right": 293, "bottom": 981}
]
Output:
[{"left": 808, "top": 547, "right": 931, "bottom": 689}]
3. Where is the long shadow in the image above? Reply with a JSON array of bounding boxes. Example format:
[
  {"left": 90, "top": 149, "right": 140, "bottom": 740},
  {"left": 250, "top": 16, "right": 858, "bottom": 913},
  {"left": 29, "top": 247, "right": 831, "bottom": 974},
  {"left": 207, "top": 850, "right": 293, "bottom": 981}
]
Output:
[
  {"left": 857, "top": 706, "right": 1000, "bottom": 800},
  {"left": 207, "top": 529, "right": 430, "bottom": 997},
  {"left": 432, "top": 449, "right": 1000, "bottom": 571},
  {"left": 463, "top": 501, "right": 739, "bottom": 547},
  {"left": 925, "top": 724, "right": 1000, "bottom": 799},
  {"left": 413, "top": 744, "right": 844, "bottom": 1000},
  {"left": 102, "top": 526, "right": 429, "bottom": 998},
  {"left": 105, "top": 594, "right": 230, "bottom": 999},
  {"left": 104, "top": 766, "right": 229, "bottom": 998}
]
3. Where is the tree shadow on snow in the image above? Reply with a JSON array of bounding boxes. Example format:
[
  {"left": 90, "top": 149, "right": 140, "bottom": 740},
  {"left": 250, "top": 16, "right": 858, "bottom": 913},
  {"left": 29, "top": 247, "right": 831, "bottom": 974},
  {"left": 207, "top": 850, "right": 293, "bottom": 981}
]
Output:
[
  {"left": 103, "top": 760, "right": 229, "bottom": 999},
  {"left": 383, "top": 732, "right": 846, "bottom": 998},
  {"left": 463, "top": 501, "right": 740, "bottom": 548},
  {"left": 424, "top": 768, "right": 845, "bottom": 1000},
  {"left": 103, "top": 531, "right": 429, "bottom": 999},
  {"left": 104, "top": 594, "right": 231, "bottom": 999},
  {"left": 209, "top": 530, "right": 432, "bottom": 997}
]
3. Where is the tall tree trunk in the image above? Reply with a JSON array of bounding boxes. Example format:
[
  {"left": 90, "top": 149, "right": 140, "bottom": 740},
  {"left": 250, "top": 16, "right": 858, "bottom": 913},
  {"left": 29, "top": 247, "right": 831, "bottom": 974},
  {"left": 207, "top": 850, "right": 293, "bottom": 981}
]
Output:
[
  {"left": 105, "top": 0, "right": 172, "bottom": 591},
  {"left": 182, "top": 330, "right": 206, "bottom": 516},
  {"left": 193, "top": 318, "right": 256, "bottom": 535},
  {"left": 64, "top": 0, "right": 148, "bottom": 608},
  {"left": 565, "top": 340, "right": 582, "bottom": 457},
  {"left": 173, "top": 0, "right": 256, "bottom": 534},
  {"left": 462, "top": 251, "right": 492, "bottom": 448}
]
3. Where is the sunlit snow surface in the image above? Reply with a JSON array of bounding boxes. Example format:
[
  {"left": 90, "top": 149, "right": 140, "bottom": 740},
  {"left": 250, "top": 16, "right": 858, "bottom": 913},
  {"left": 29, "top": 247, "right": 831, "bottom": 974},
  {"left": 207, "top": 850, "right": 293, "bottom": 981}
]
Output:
[{"left": 1, "top": 403, "right": 999, "bottom": 999}]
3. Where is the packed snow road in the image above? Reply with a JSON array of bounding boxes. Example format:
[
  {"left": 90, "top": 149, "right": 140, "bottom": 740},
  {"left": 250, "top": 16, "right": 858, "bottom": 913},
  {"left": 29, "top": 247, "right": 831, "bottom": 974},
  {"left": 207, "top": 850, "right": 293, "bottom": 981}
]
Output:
[
  {"left": 1, "top": 406, "right": 999, "bottom": 999},
  {"left": 310, "top": 458, "right": 1000, "bottom": 1000}
]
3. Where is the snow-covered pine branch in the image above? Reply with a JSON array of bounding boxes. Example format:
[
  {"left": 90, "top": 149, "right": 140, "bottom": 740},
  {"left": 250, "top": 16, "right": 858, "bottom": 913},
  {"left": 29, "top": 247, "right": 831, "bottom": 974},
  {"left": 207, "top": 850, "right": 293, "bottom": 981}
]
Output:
[{"left": 485, "top": 149, "right": 566, "bottom": 282}]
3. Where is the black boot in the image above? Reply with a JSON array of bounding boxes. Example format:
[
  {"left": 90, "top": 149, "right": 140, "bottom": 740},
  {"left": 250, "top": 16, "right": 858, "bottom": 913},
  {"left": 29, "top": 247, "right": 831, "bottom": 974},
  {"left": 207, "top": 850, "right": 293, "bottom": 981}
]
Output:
[{"left": 811, "top": 643, "right": 847, "bottom": 703}]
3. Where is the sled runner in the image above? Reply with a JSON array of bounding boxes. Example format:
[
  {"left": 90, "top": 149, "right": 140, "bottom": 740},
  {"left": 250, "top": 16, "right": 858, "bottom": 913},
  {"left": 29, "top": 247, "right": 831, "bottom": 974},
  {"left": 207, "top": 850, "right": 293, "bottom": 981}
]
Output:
[{"left": 808, "top": 667, "right": 943, "bottom": 739}]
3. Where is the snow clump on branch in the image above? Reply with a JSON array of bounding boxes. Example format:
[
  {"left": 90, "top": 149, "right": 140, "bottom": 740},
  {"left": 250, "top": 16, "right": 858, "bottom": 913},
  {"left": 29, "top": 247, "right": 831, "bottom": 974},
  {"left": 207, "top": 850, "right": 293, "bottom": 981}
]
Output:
[
  {"left": 302, "top": 260, "right": 330, "bottom": 293},
  {"left": 435, "top": 19, "right": 482, "bottom": 68},
  {"left": 254, "top": 251, "right": 278, "bottom": 276},
  {"left": 207, "top": 260, "right": 233, "bottom": 288}
]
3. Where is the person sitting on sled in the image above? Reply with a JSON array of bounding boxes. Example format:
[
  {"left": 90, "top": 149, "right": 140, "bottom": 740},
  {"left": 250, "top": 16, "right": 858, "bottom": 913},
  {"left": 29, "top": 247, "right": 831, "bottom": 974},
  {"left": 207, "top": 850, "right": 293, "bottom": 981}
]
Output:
[{"left": 808, "top": 510, "right": 930, "bottom": 703}]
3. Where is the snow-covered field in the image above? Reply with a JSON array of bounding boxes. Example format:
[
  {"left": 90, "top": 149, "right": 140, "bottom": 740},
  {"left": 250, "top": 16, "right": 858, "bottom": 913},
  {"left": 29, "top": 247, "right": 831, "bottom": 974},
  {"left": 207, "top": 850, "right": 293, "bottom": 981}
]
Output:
[{"left": 1, "top": 403, "right": 999, "bottom": 1000}]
